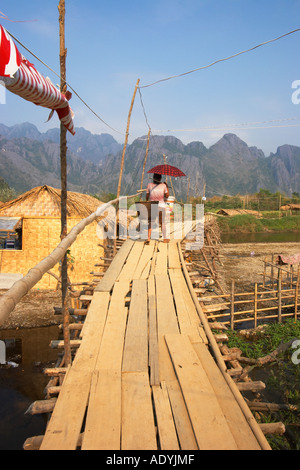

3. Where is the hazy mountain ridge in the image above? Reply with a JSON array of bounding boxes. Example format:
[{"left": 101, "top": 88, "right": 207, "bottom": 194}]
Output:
[{"left": 0, "top": 123, "right": 300, "bottom": 199}]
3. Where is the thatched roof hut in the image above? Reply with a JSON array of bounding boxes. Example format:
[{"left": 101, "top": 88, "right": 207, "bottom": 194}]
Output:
[
  {"left": 0, "top": 185, "right": 102, "bottom": 218},
  {"left": 0, "top": 185, "right": 109, "bottom": 289},
  {"left": 217, "top": 209, "right": 262, "bottom": 217}
]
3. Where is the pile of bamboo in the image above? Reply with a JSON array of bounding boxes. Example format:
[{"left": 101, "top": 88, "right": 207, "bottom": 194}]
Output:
[{"left": 182, "top": 215, "right": 224, "bottom": 295}]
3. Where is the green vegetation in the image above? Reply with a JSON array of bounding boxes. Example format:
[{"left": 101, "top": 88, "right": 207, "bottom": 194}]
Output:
[
  {"left": 226, "top": 319, "right": 300, "bottom": 359},
  {"left": 190, "top": 189, "right": 300, "bottom": 234},
  {"left": 224, "top": 320, "right": 300, "bottom": 450},
  {"left": 0, "top": 177, "right": 16, "bottom": 202},
  {"left": 217, "top": 214, "right": 300, "bottom": 233},
  {"left": 197, "top": 189, "right": 300, "bottom": 212}
]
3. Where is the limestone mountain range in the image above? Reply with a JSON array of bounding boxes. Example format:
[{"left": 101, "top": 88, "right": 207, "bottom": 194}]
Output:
[{"left": 0, "top": 122, "right": 299, "bottom": 200}]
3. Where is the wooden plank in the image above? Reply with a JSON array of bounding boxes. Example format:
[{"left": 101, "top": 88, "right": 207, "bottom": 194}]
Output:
[
  {"left": 158, "top": 337, "right": 198, "bottom": 450},
  {"left": 148, "top": 275, "right": 159, "bottom": 385},
  {"left": 165, "top": 334, "right": 238, "bottom": 450},
  {"left": 81, "top": 369, "right": 121, "bottom": 450},
  {"left": 152, "top": 382, "right": 180, "bottom": 450},
  {"left": 155, "top": 285, "right": 197, "bottom": 451},
  {"left": 193, "top": 342, "right": 261, "bottom": 450},
  {"left": 169, "top": 269, "right": 207, "bottom": 344},
  {"left": 117, "top": 240, "right": 145, "bottom": 281},
  {"left": 121, "top": 371, "right": 157, "bottom": 450},
  {"left": 40, "top": 291, "right": 112, "bottom": 450},
  {"left": 40, "top": 367, "right": 91, "bottom": 450},
  {"left": 79, "top": 295, "right": 93, "bottom": 302},
  {"left": 132, "top": 241, "right": 155, "bottom": 280},
  {"left": 95, "top": 280, "right": 130, "bottom": 371},
  {"left": 155, "top": 274, "right": 179, "bottom": 336},
  {"left": 122, "top": 280, "right": 148, "bottom": 372},
  {"left": 202, "top": 303, "right": 229, "bottom": 313},
  {"left": 149, "top": 244, "right": 158, "bottom": 277},
  {"left": 155, "top": 242, "right": 168, "bottom": 275},
  {"left": 168, "top": 269, "right": 195, "bottom": 336},
  {"left": 168, "top": 241, "right": 181, "bottom": 269},
  {"left": 140, "top": 259, "right": 151, "bottom": 280},
  {"left": 81, "top": 280, "right": 129, "bottom": 450},
  {"left": 80, "top": 291, "right": 110, "bottom": 338},
  {"left": 95, "top": 239, "right": 134, "bottom": 292}
]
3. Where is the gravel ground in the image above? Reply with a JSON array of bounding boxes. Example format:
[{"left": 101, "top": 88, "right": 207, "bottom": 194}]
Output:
[{"left": 0, "top": 289, "right": 62, "bottom": 330}]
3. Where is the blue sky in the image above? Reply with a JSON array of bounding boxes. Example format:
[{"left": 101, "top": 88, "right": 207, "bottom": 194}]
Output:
[{"left": 1, "top": 0, "right": 300, "bottom": 155}]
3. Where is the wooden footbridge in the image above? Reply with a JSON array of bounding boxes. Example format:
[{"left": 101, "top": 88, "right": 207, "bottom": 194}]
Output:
[{"left": 38, "top": 238, "right": 271, "bottom": 451}]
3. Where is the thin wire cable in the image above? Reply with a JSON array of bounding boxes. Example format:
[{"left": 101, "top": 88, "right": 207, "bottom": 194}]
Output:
[
  {"left": 152, "top": 116, "right": 300, "bottom": 134},
  {"left": 140, "top": 28, "right": 300, "bottom": 88},
  {"left": 6, "top": 29, "right": 125, "bottom": 136},
  {"left": 0, "top": 11, "right": 37, "bottom": 22},
  {"left": 138, "top": 88, "right": 151, "bottom": 130}
]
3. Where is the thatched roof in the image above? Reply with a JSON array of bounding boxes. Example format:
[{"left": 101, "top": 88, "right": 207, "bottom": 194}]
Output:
[
  {"left": 0, "top": 185, "right": 103, "bottom": 218},
  {"left": 217, "top": 208, "right": 262, "bottom": 217},
  {"left": 280, "top": 204, "right": 300, "bottom": 211}
]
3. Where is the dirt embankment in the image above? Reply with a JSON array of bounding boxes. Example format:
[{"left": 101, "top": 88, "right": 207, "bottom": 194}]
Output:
[
  {"left": 0, "top": 289, "right": 62, "bottom": 330},
  {"left": 218, "top": 242, "right": 300, "bottom": 292}
]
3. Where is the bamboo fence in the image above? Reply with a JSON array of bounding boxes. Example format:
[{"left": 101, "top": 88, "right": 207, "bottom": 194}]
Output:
[{"left": 199, "top": 263, "right": 300, "bottom": 329}]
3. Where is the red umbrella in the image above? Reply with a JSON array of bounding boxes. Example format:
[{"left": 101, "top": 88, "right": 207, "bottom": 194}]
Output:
[{"left": 147, "top": 164, "right": 186, "bottom": 177}]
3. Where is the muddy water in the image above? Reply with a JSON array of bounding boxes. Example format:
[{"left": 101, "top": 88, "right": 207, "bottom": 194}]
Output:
[{"left": 0, "top": 326, "right": 60, "bottom": 450}]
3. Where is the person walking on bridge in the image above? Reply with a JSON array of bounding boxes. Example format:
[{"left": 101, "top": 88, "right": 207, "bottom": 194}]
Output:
[{"left": 146, "top": 173, "right": 170, "bottom": 243}]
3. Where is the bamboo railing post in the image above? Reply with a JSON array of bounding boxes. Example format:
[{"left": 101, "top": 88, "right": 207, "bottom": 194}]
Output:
[
  {"left": 295, "top": 265, "right": 300, "bottom": 320},
  {"left": 230, "top": 279, "right": 235, "bottom": 330},
  {"left": 254, "top": 283, "right": 258, "bottom": 328},
  {"left": 271, "top": 254, "right": 274, "bottom": 290},
  {"left": 263, "top": 258, "right": 266, "bottom": 288},
  {"left": 278, "top": 268, "right": 282, "bottom": 323},
  {"left": 114, "top": 78, "right": 140, "bottom": 255}
]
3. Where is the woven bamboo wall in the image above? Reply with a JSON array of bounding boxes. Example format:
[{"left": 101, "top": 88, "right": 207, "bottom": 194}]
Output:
[{"left": 0, "top": 217, "right": 104, "bottom": 289}]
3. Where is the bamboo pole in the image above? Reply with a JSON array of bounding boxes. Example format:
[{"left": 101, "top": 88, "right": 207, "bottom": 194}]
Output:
[
  {"left": 263, "top": 257, "right": 266, "bottom": 288},
  {"left": 230, "top": 279, "right": 235, "bottom": 330},
  {"left": 254, "top": 283, "right": 258, "bottom": 328},
  {"left": 114, "top": 78, "right": 140, "bottom": 255},
  {"left": 271, "top": 254, "right": 274, "bottom": 290},
  {"left": 295, "top": 265, "right": 300, "bottom": 320},
  {"left": 278, "top": 268, "right": 282, "bottom": 323},
  {"left": 58, "top": 0, "right": 71, "bottom": 366}
]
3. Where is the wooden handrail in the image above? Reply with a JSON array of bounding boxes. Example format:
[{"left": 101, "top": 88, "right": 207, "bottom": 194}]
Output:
[{"left": 0, "top": 193, "right": 142, "bottom": 326}]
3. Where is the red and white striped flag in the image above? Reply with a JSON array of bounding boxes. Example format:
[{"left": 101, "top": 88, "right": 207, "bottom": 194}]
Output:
[{"left": 0, "top": 25, "right": 75, "bottom": 135}]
